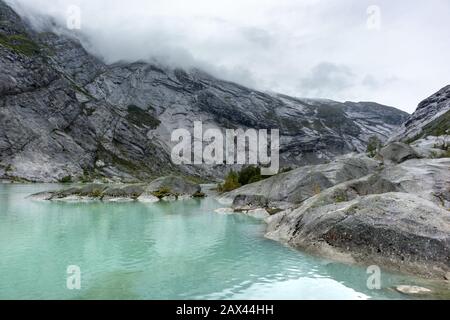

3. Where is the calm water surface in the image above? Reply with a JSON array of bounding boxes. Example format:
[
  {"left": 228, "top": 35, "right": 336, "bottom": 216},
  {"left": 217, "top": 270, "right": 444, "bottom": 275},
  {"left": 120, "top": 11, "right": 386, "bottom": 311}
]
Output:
[{"left": 0, "top": 184, "right": 420, "bottom": 300}]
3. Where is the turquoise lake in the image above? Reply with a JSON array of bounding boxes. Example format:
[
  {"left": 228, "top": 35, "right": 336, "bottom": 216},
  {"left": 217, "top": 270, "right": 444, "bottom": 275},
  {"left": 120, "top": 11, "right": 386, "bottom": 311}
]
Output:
[{"left": 0, "top": 184, "right": 421, "bottom": 300}]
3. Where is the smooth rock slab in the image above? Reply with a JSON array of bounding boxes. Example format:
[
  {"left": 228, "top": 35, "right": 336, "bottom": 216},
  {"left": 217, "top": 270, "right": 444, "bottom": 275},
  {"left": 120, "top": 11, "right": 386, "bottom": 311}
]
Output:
[
  {"left": 379, "top": 142, "right": 420, "bottom": 164},
  {"left": 266, "top": 192, "right": 450, "bottom": 278},
  {"left": 395, "top": 285, "right": 432, "bottom": 295},
  {"left": 146, "top": 176, "right": 201, "bottom": 196}
]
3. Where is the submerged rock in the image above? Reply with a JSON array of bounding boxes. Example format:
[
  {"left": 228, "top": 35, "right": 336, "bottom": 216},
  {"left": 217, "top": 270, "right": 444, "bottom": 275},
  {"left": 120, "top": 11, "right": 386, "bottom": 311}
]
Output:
[
  {"left": 395, "top": 285, "right": 432, "bottom": 295},
  {"left": 27, "top": 191, "right": 54, "bottom": 201},
  {"left": 136, "top": 193, "right": 159, "bottom": 203}
]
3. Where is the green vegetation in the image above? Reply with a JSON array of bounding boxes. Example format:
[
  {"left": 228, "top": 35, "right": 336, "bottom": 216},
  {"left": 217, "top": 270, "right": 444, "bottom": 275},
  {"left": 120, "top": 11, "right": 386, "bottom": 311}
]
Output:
[
  {"left": 90, "top": 189, "right": 104, "bottom": 198},
  {"left": 334, "top": 192, "right": 348, "bottom": 203},
  {"left": 238, "top": 166, "right": 263, "bottom": 185},
  {"left": 59, "top": 175, "right": 73, "bottom": 183},
  {"left": 422, "top": 111, "right": 450, "bottom": 138},
  {"left": 152, "top": 187, "right": 173, "bottom": 199},
  {"left": 126, "top": 105, "right": 161, "bottom": 129},
  {"left": 0, "top": 34, "right": 40, "bottom": 56},
  {"left": 406, "top": 111, "right": 450, "bottom": 143},
  {"left": 367, "top": 136, "right": 382, "bottom": 158},
  {"left": 193, "top": 191, "right": 206, "bottom": 198},
  {"left": 217, "top": 170, "right": 241, "bottom": 193},
  {"left": 279, "top": 167, "right": 293, "bottom": 174},
  {"left": 217, "top": 166, "right": 272, "bottom": 193},
  {"left": 313, "top": 184, "right": 321, "bottom": 195},
  {"left": 96, "top": 145, "right": 141, "bottom": 174}
]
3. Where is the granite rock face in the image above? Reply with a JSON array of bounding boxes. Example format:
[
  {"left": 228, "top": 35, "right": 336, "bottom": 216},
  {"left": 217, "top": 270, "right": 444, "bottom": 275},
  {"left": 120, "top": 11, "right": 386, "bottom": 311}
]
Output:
[
  {"left": 221, "top": 154, "right": 380, "bottom": 208},
  {"left": 0, "top": 0, "right": 408, "bottom": 182},
  {"left": 146, "top": 175, "right": 201, "bottom": 196},
  {"left": 389, "top": 85, "right": 450, "bottom": 143},
  {"left": 266, "top": 193, "right": 450, "bottom": 278},
  {"left": 378, "top": 142, "right": 420, "bottom": 164}
]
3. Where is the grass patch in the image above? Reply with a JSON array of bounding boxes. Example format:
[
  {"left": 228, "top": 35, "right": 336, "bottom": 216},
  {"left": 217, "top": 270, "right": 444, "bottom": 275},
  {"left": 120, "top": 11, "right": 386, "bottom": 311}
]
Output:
[
  {"left": 0, "top": 34, "right": 40, "bottom": 56},
  {"left": 152, "top": 187, "right": 173, "bottom": 199},
  {"left": 406, "top": 111, "right": 450, "bottom": 143},
  {"left": 126, "top": 105, "right": 161, "bottom": 129},
  {"left": 366, "top": 136, "right": 382, "bottom": 158},
  {"left": 334, "top": 192, "right": 348, "bottom": 203},
  {"left": 90, "top": 189, "right": 103, "bottom": 198}
]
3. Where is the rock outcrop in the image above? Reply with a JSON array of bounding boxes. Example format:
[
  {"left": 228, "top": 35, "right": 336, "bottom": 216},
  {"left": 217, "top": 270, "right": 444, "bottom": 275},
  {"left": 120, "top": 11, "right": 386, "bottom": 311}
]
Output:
[
  {"left": 221, "top": 154, "right": 380, "bottom": 210},
  {"left": 389, "top": 85, "right": 450, "bottom": 143},
  {"left": 28, "top": 175, "right": 202, "bottom": 202},
  {"left": 266, "top": 193, "right": 450, "bottom": 278},
  {"left": 0, "top": 0, "right": 408, "bottom": 182},
  {"left": 221, "top": 142, "right": 450, "bottom": 278},
  {"left": 378, "top": 142, "right": 420, "bottom": 164},
  {"left": 146, "top": 175, "right": 201, "bottom": 196}
]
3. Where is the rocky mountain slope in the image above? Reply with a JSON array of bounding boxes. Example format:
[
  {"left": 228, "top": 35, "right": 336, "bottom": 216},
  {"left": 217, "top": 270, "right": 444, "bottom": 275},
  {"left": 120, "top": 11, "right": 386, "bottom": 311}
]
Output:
[
  {"left": 0, "top": 0, "right": 409, "bottom": 182},
  {"left": 389, "top": 85, "right": 450, "bottom": 143}
]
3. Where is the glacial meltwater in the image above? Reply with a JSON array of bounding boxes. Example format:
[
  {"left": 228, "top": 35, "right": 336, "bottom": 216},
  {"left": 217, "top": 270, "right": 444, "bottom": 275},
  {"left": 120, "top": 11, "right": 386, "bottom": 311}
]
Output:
[{"left": 0, "top": 184, "right": 426, "bottom": 300}]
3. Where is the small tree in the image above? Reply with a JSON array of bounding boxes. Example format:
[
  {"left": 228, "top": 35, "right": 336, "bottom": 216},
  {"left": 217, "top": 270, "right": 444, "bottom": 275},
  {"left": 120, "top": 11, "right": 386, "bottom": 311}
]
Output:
[
  {"left": 238, "top": 166, "right": 262, "bottom": 185},
  {"left": 367, "top": 136, "right": 382, "bottom": 158},
  {"left": 59, "top": 175, "right": 72, "bottom": 183},
  {"left": 218, "top": 170, "right": 241, "bottom": 193}
]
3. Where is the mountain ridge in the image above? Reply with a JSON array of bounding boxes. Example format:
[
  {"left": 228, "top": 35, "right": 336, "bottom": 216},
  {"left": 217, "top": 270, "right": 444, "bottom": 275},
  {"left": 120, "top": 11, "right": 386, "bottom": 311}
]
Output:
[
  {"left": 0, "top": 0, "right": 409, "bottom": 182},
  {"left": 389, "top": 85, "right": 450, "bottom": 143}
]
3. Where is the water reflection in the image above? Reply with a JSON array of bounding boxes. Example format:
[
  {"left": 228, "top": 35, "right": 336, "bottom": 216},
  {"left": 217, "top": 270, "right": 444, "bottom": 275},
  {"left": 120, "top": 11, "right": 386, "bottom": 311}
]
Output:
[{"left": 0, "top": 184, "right": 417, "bottom": 300}]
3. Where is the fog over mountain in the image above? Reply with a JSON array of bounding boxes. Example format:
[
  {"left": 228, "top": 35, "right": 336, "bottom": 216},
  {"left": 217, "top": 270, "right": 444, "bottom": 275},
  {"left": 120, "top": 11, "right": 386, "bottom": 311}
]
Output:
[{"left": 5, "top": 0, "right": 450, "bottom": 113}]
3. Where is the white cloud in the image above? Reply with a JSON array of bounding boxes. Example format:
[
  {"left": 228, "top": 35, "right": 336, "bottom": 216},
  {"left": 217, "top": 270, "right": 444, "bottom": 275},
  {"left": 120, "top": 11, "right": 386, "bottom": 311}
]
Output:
[{"left": 6, "top": 0, "right": 450, "bottom": 112}]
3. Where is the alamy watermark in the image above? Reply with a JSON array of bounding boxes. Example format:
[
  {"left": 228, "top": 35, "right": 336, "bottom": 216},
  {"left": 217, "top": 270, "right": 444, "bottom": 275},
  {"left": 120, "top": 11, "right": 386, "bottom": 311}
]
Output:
[
  {"left": 66, "top": 265, "right": 81, "bottom": 290},
  {"left": 366, "top": 265, "right": 381, "bottom": 290},
  {"left": 171, "top": 121, "right": 280, "bottom": 175},
  {"left": 66, "top": 5, "right": 82, "bottom": 30},
  {"left": 366, "top": 5, "right": 382, "bottom": 30}
]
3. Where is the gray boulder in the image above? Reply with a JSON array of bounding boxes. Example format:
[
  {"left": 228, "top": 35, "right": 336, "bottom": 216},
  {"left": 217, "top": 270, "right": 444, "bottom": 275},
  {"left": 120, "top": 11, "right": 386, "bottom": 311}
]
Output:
[
  {"left": 379, "top": 142, "right": 420, "bottom": 164},
  {"left": 377, "top": 158, "right": 450, "bottom": 208},
  {"left": 301, "top": 158, "right": 450, "bottom": 210},
  {"left": 102, "top": 185, "right": 145, "bottom": 201},
  {"left": 146, "top": 175, "right": 201, "bottom": 196},
  {"left": 232, "top": 194, "right": 269, "bottom": 211}
]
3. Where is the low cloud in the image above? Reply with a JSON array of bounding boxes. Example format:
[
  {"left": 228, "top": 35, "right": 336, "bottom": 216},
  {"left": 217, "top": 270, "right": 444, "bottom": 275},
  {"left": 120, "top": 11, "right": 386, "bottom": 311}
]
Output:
[
  {"left": 300, "top": 63, "right": 356, "bottom": 97},
  {"left": 5, "top": 0, "right": 450, "bottom": 112}
]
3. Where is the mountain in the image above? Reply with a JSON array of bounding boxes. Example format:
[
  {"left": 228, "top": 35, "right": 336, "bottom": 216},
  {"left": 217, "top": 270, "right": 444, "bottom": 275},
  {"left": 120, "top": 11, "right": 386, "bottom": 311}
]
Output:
[
  {"left": 389, "top": 85, "right": 450, "bottom": 143},
  {"left": 0, "top": 0, "right": 409, "bottom": 183}
]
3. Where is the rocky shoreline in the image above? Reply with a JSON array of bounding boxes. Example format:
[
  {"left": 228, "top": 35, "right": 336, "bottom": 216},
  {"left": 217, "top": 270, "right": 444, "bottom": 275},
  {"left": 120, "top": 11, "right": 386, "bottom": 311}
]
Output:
[{"left": 219, "top": 138, "right": 450, "bottom": 280}]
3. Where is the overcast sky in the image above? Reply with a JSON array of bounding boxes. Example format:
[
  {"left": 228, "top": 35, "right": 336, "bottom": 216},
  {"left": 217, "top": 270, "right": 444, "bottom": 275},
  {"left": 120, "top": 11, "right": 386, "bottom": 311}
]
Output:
[{"left": 7, "top": 0, "right": 450, "bottom": 113}]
